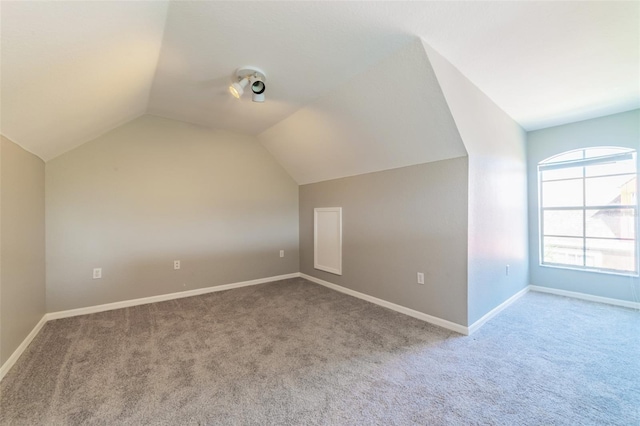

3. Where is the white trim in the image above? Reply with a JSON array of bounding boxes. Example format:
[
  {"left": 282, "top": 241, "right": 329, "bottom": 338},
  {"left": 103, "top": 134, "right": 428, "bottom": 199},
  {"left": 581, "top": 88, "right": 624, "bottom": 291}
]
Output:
[
  {"left": 300, "top": 273, "right": 469, "bottom": 335},
  {"left": 314, "top": 207, "right": 342, "bottom": 275},
  {"left": 46, "top": 273, "right": 301, "bottom": 320},
  {"left": 0, "top": 273, "right": 300, "bottom": 381},
  {"left": 530, "top": 285, "right": 640, "bottom": 309},
  {"left": 0, "top": 315, "right": 48, "bottom": 381},
  {"left": 467, "top": 286, "right": 530, "bottom": 335}
]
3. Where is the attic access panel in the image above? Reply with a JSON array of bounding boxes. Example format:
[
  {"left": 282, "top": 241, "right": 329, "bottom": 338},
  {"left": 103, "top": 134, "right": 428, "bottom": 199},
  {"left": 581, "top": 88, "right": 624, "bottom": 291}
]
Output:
[{"left": 314, "top": 207, "right": 342, "bottom": 275}]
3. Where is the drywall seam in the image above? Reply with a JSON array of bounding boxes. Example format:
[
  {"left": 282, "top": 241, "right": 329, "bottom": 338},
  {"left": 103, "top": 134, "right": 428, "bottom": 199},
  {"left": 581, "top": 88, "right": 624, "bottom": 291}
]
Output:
[
  {"left": 0, "top": 132, "right": 45, "bottom": 162},
  {"left": 44, "top": 113, "right": 147, "bottom": 162},
  {"left": 143, "top": 2, "right": 172, "bottom": 112},
  {"left": 301, "top": 273, "right": 469, "bottom": 335}
]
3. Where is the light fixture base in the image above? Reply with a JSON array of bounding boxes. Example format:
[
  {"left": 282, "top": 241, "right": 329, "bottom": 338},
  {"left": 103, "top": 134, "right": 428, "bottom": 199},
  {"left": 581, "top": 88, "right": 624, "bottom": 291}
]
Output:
[{"left": 235, "top": 66, "right": 266, "bottom": 82}]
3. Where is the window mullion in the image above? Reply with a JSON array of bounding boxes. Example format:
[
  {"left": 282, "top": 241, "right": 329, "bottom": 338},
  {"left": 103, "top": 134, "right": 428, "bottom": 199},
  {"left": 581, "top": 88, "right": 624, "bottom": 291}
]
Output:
[
  {"left": 539, "top": 165, "right": 544, "bottom": 266},
  {"left": 582, "top": 151, "right": 587, "bottom": 267}
]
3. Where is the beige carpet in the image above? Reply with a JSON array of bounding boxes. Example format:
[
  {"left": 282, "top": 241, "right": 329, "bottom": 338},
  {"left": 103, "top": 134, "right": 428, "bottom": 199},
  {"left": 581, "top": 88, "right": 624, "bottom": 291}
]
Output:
[{"left": 1, "top": 277, "right": 639, "bottom": 425}]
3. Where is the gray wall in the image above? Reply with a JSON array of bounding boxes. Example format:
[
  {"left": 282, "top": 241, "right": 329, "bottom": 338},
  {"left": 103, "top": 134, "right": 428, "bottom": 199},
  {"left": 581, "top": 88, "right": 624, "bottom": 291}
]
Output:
[
  {"left": 300, "top": 157, "right": 469, "bottom": 326},
  {"left": 527, "top": 109, "right": 640, "bottom": 301},
  {"left": 1, "top": 136, "right": 46, "bottom": 365},
  {"left": 46, "top": 115, "right": 299, "bottom": 312},
  {"left": 424, "top": 42, "right": 529, "bottom": 324}
]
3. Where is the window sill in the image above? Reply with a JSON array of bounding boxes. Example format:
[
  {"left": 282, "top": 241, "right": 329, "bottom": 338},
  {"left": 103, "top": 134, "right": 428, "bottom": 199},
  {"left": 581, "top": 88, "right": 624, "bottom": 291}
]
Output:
[{"left": 539, "top": 263, "right": 639, "bottom": 278}]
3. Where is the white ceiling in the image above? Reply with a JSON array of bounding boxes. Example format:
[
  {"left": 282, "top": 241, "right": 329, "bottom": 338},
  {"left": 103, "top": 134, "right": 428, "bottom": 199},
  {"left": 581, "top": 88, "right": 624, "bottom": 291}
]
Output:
[
  {"left": 147, "top": 1, "right": 417, "bottom": 136},
  {"left": 1, "top": 1, "right": 638, "bottom": 162}
]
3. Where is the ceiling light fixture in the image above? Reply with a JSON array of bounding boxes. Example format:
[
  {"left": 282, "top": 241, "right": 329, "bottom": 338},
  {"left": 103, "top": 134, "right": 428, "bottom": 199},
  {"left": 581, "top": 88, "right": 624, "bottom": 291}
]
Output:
[{"left": 229, "top": 67, "right": 267, "bottom": 103}]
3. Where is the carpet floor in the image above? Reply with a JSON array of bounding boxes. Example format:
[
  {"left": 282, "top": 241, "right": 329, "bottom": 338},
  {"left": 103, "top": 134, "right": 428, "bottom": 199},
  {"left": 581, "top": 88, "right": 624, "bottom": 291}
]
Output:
[{"left": 1, "top": 278, "right": 638, "bottom": 425}]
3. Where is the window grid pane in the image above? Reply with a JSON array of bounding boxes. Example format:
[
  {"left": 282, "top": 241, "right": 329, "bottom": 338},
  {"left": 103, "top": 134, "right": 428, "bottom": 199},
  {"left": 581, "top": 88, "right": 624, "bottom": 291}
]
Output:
[
  {"left": 541, "top": 167, "right": 583, "bottom": 181},
  {"left": 585, "top": 208, "right": 636, "bottom": 240},
  {"left": 542, "top": 179, "right": 584, "bottom": 207},
  {"left": 585, "top": 174, "right": 636, "bottom": 207},
  {"left": 539, "top": 148, "right": 638, "bottom": 275},
  {"left": 585, "top": 160, "right": 636, "bottom": 177},
  {"left": 585, "top": 238, "right": 637, "bottom": 273},
  {"left": 543, "top": 236, "right": 585, "bottom": 267},
  {"left": 543, "top": 210, "right": 583, "bottom": 237}
]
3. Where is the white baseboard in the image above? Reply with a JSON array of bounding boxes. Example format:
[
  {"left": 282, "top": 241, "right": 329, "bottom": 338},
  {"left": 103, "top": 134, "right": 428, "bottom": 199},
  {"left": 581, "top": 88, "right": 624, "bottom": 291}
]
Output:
[
  {"left": 46, "top": 273, "right": 301, "bottom": 320},
  {"left": 467, "top": 286, "right": 530, "bottom": 335},
  {"left": 529, "top": 285, "right": 640, "bottom": 309},
  {"left": 300, "top": 273, "right": 469, "bottom": 335},
  {"left": 0, "top": 315, "right": 48, "bottom": 381},
  {"left": 0, "top": 272, "right": 300, "bottom": 382}
]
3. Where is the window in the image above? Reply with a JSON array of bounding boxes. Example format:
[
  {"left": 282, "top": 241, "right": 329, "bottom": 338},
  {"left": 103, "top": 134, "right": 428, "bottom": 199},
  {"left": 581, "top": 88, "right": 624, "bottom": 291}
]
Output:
[{"left": 538, "top": 147, "right": 638, "bottom": 275}]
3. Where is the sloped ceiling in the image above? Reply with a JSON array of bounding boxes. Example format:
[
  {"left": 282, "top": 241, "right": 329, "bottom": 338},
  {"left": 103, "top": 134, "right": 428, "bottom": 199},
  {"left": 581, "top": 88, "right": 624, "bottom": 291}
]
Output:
[
  {"left": 0, "top": 1, "right": 169, "bottom": 160},
  {"left": 147, "top": 1, "right": 414, "bottom": 136},
  {"left": 1, "top": 1, "right": 638, "bottom": 163},
  {"left": 148, "top": 1, "right": 640, "bottom": 135},
  {"left": 259, "top": 39, "right": 467, "bottom": 184}
]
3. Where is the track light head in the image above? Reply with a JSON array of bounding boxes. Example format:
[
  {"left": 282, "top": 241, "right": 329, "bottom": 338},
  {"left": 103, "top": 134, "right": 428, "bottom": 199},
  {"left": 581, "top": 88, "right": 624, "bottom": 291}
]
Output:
[
  {"left": 229, "top": 78, "right": 248, "bottom": 99},
  {"left": 249, "top": 76, "right": 266, "bottom": 103},
  {"left": 251, "top": 80, "right": 265, "bottom": 94}
]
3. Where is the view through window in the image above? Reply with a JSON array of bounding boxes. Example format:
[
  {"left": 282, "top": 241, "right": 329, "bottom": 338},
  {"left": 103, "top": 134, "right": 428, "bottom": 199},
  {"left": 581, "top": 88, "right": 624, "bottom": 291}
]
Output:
[{"left": 539, "top": 147, "right": 638, "bottom": 275}]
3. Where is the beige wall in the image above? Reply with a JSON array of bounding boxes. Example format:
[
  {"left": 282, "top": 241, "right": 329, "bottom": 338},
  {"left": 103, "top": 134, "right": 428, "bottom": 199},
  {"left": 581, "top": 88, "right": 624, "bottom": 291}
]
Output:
[
  {"left": 299, "top": 157, "right": 469, "bottom": 326},
  {"left": 46, "top": 116, "right": 299, "bottom": 312},
  {"left": 1, "top": 136, "right": 46, "bottom": 365}
]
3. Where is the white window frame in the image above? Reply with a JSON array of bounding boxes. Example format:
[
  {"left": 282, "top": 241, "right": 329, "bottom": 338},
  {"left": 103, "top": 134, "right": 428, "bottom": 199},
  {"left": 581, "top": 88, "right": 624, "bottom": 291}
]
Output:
[{"left": 538, "top": 147, "right": 639, "bottom": 276}]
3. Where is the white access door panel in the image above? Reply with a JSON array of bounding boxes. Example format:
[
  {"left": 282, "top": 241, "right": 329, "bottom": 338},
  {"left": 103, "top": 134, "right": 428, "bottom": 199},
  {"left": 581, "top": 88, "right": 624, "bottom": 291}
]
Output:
[{"left": 314, "top": 207, "right": 342, "bottom": 275}]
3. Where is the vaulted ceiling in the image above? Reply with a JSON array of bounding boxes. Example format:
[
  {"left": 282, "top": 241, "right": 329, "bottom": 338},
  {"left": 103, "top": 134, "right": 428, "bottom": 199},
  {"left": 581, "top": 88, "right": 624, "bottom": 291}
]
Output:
[
  {"left": 260, "top": 39, "right": 468, "bottom": 184},
  {"left": 2, "top": 1, "right": 638, "bottom": 164},
  {"left": 1, "top": 1, "right": 169, "bottom": 160}
]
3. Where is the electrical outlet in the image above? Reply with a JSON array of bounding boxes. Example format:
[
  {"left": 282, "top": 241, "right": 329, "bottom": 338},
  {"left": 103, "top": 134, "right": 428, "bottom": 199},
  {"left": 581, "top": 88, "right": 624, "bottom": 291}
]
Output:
[
  {"left": 280, "top": 250, "right": 284, "bottom": 258},
  {"left": 417, "top": 272, "right": 424, "bottom": 285},
  {"left": 174, "top": 260, "right": 181, "bottom": 270},
  {"left": 506, "top": 264, "right": 510, "bottom": 276},
  {"left": 93, "top": 268, "right": 102, "bottom": 279}
]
